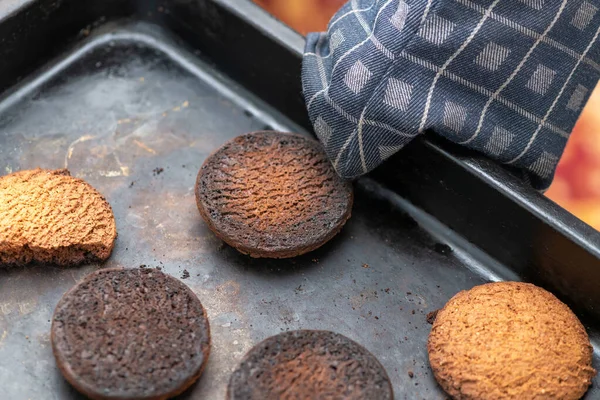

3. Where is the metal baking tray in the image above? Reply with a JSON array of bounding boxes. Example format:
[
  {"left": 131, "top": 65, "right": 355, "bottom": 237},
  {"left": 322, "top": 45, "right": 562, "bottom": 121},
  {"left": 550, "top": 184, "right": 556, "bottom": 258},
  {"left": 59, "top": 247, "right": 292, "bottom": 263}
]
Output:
[{"left": 1, "top": 0, "right": 600, "bottom": 398}]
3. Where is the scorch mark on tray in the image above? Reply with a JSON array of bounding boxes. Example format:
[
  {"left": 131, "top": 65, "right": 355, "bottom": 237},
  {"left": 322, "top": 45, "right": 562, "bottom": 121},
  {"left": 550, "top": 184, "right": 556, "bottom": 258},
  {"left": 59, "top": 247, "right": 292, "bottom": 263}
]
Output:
[
  {"left": 133, "top": 139, "right": 156, "bottom": 154},
  {"left": 17, "top": 300, "right": 36, "bottom": 315},
  {"left": 65, "top": 134, "right": 95, "bottom": 168},
  {"left": 0, "top": 302, "right": 13, "bottom": 315}
]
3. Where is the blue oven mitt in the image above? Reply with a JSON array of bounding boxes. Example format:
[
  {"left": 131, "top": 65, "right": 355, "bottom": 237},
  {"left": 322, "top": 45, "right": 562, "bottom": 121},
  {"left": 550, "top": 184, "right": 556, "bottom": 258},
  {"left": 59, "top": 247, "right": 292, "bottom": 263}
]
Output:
[{"left": 302, "top": 0, "right": 600, "bottom": 190}]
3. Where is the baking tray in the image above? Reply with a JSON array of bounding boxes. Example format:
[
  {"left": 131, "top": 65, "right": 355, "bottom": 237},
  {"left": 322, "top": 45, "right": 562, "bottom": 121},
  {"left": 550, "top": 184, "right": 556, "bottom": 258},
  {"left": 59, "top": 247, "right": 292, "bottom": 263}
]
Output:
[{"left": 1, "top": 0, "right": 600, "bottom": 399}]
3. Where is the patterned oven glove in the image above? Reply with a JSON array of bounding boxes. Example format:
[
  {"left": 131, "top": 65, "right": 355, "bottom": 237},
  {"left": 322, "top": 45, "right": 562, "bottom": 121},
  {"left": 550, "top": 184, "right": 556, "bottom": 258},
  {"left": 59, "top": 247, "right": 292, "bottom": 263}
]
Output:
[{"left": 302, "top": 0, "right": 600, "bottom": 190}]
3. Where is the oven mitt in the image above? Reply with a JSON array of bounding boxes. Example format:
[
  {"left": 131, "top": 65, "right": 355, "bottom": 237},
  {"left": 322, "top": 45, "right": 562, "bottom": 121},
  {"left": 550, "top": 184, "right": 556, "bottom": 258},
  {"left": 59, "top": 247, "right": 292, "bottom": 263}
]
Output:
[{"left": 302, "top": 0, "right": 600, "bottom": 190}]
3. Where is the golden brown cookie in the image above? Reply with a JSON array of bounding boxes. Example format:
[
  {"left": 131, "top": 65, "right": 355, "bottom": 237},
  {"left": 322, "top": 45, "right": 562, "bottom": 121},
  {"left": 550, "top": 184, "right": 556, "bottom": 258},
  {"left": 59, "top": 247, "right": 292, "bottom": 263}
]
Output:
[
  {"left": 195, "top": 131, "right": 353, "bottom": 258},
  {"left": 51, "top": 267, "right": 211, "bottom": 400},
  {"left": 0, "top": 168, "right": 117, "bottom": 266},
  {"left": 428, "top": 281, "right": 596, "bottom": 400},
  {"left": 227, "top": 330, "right": 393, "bottom": 400}
]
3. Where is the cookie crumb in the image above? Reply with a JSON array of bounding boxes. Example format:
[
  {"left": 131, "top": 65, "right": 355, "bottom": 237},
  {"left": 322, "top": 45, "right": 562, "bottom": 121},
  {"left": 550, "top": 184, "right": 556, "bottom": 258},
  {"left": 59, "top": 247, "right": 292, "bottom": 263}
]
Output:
[
  {"left": 426, "top": 310, "right": 439, "bottom": 324},
  {"left": 181, "top": 270, "right": 190, "bottom": 279},
  {"left": 362, "top": 263, "right": 370, "bottom": 269},
  {"left": 408, "top": 370, "right": 414, "bottom": 378},
  {"left": 152, "top": 167, "right": 164, "bottom": 176}
]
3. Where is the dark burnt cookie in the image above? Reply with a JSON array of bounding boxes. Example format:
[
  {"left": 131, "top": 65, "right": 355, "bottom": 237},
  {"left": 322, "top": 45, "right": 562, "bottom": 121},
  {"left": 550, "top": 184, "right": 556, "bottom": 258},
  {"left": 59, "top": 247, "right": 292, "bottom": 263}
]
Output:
[
  {"left": 51, "top": 267, "right": 211, "bottom": 400},
  {"left": 227, "top": 330, "right": 393, "bottom": 400},
  {"left": 195, "top": 131, "right": 353, "bottom": 258}
]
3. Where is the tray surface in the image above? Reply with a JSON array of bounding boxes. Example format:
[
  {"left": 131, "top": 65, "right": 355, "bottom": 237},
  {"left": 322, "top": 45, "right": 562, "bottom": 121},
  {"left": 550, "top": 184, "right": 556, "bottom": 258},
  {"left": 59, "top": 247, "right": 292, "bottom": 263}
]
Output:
[{"left": 0, "top": 18, "right": 598, "bottom": 400}]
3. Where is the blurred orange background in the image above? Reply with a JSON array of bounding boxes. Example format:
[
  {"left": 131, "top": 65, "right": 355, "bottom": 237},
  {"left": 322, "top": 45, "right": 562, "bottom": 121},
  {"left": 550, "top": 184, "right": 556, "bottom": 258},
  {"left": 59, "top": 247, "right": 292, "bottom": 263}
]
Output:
[
  {"left": 253, "top": 0, "right": 344, "bottom": 35},
  {"left": 255, "top": 0, "right": 600, "bottom": 230}
]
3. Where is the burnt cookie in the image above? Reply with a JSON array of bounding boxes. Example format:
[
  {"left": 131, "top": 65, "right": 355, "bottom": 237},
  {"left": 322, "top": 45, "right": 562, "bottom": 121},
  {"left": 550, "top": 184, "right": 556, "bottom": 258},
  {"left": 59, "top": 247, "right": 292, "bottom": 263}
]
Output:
[
  {"left": 195, "top": 131, "right": 353, "bottom": 258},
  {"left": 0, "top": 168, "right": 117, "bottom": 266},
  {"left": 227, "top": 330, "right": 393, "bottom": 400},
  {"left": 428, "top": 282, "right": 596, "bottom": 400},
  {"left": 51, "top": 268, "right": 211, "bottom": 400}
]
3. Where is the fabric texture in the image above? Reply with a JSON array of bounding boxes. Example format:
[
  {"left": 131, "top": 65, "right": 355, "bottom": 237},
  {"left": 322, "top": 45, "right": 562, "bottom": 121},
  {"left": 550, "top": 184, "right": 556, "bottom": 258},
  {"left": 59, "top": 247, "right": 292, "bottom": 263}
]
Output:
[{"left": 302, "top": 0, "right": 600, "bottom": 190}]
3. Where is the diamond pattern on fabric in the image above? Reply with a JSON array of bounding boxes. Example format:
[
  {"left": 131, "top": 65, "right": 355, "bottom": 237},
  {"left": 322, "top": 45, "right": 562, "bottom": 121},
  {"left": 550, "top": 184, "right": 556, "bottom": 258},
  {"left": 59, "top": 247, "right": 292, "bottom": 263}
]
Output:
[
  {"left": 485, "top": 126, "right": 515, "bottom": 156},
  {"left": 528, "top": 151, "right": 559, "bottom": 178},
  {"left": 330, "top": 29, "right": 345, "bottom": 52},
  {"left": 313, "top": 116, "right": 333, "bottom": 144},
  {"left": 572, "top": 1, "right": 598, "bottom": 30},
  {"left": 418, "top": 14, "right": 456, "bottom": 45},
  {"left": 526, "top": 64, "right": 556, "bottom": 95},
  {"left": 443, "top": 101, "right": 468, "bottom": 133},
  {"left": 383, "top": 78, "right": 413, "bottom": 111},
  {"left": 566, "top": 84, "right": 589, "bottom": 111},
  {"left": 475, "top": 42, "right": 511, "bottom": 71},
  {"left": 344, "top": 60, "right": 372, "bottom": 94},
  {"left": 391, "top": 1, "right": 409, "bottom": 32}
]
